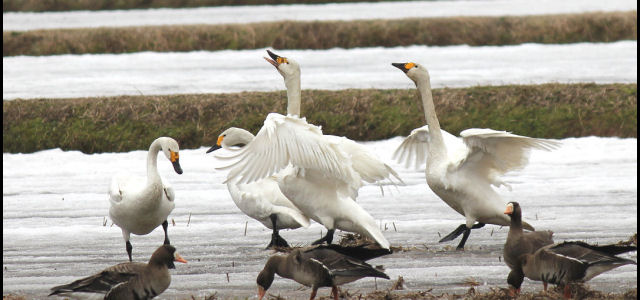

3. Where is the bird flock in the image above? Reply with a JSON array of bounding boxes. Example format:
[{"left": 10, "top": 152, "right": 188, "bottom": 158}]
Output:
[{"left": 48, "top": 50, "right": 637, "bottom": 300}]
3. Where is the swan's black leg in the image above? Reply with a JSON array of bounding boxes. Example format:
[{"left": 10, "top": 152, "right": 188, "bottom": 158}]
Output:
[
  {"left": 266, "top": 214, "right": 290, "bottom": 249},
  {"left": 439, "top": 223, "right": 485, "bottom": 249},
  {"left": 126, "top": 241, "right": 133, "bottom": 262},
  {"left": 162, "top": 220, "right": 170, "bottom": 245},
  {"left": 312, "top": 229, "right": 335, "bottom": 245},
  {"left": 471, "top": 223, "right": 485, "bottom": 229},
  {"left": 439, "top": 224, "right": 467, "bottom": 242},
  {"left": 456, "top": 227, "right": 472, "bottom": 250},
  {"left": 456, "top": 223, "right": 485, "bottom": 250}
]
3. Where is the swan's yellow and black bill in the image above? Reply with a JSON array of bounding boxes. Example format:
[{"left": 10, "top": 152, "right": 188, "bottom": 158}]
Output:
[
  {"left": 206, "top": 136, "right": 224, "bottom": 153},
  {"left": 504, "top": 203, "right": 514, "bottom": 215},
  {"left": 264, "top": 49, "right": 287, "bottom": 68},
  {"left": 392, "top": 62, "right": 411, "bottom": 73},
  {"left": 170, "top": 151, "right": 183, "bottom": 174}
]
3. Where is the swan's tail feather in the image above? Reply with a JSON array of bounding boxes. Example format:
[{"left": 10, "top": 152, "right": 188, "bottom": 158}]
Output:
[{"left": 357, "top": 220, "right": 390, "bottom": 250}]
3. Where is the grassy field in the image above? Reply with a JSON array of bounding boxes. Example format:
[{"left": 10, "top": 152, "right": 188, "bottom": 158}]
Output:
[
  {"left": 2, "top": 0, "right": 397, "bottom": 12},
  {"left": 3, "top": 11, "right": 637, "bottom": 56},
  {"left": 3, "top": 83, "right": 636, "bottom": 154}
]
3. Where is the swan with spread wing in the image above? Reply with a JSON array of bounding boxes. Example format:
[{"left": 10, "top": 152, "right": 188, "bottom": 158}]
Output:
[
  {"left": 392, "top": 62, "right": 560, "bottom": 250},
  {"left": 213, "top": 51, "right": 401, "bottom": 249}
]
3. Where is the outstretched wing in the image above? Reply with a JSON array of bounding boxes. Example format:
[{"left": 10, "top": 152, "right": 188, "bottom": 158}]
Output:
[
  {"left": 219, "top": 113, "right": 354, "bottom": 185},
  {"left": 392, "top": 125, "right": 430, "bottom": 169},
  {"left": 454, "top": 128, "right": 560, "bottom": 188},
  {"left": 393, "top": 125, "right": 466, "bottom": 170},
  {"left": 328, "top": 135, "right": 403, "bottom": 186}
]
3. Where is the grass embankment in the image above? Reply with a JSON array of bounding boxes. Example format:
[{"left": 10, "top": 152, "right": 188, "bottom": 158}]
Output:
[
  {"left": 3, "top": 83, "right": 636, "bottom": 154},
  {"left": 3, "top": 11, "right": 637, "bottom": 56},
  {"left": 2, "top": 0, "right": 393, "bottom": 12}
]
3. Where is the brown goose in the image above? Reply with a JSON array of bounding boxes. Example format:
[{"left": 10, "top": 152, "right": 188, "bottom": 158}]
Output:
[
  {"left": 49, "top": 245, "right": 187, "bottom": 299},
  {"left": 521, "top": 241, "right": 637, "bottom": 299},
  {"left": 256, "top": 244, "right": 391, "bottom": 300},
  {"left": 503, "top": 201, "right": 554, "bottom": 295}
]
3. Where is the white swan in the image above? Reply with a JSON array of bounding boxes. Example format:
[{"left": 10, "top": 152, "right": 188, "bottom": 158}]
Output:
[
  {"left": 391, "top": 62, "right": 560, "bottom": 249},
  {"left": 214, "top": 50, "right": 401, "bottom": 249},
  {"left": 109, "top": 137, "right": 183, "bottom": 261},
  {"left": 207, "top": 127, "right": 310, "bottom": 248}
]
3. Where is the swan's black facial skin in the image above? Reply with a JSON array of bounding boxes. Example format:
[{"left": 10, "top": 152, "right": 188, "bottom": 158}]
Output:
[{"left": 392, "top": 63, "right": 410, "bottom": 73}]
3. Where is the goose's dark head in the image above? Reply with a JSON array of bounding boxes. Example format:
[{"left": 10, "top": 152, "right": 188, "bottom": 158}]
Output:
[
  {"left": 504, "top": 202, "right": 522, "bottom": 220},
  {"left": 149, "top": 245, "right": 187, "bottom": 269},
  {"left": 256, "top": 268, "right": 274, "bottom": 300}
]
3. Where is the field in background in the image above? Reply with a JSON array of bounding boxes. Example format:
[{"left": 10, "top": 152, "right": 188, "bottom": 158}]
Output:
[
  {"left": 2, "top": 0, "right": 393, "bottom": 12},
  {"left": 3, "top": 83, "right": 636, "bottom": 154},
  {"left": 3, "top": 11, "right": 637, "bottom": 56}
]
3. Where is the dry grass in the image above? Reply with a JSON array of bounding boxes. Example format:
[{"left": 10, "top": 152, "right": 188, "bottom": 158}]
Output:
[
  {"left": 3, "top": 83, "right": 636, "bottom": 153},
  {"left": 3, "top": 0, "right": 391, "bottom": 12},
  {"left": 310, "top": 285, "right": 638, "bottom": 300},
  {"left": 4, "top": 11, "right": 637, "bottom": 56}
]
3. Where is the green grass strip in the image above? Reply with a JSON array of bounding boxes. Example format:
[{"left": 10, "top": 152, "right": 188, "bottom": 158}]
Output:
[
  {"left": 3, "top": 11, "right": 637, "bottom": 57},
  {"left": 3, "top": 83, "right": 636, "bottom": 154}
]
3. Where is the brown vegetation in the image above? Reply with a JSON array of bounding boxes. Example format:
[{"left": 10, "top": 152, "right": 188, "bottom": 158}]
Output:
[
  {"left": 3, "top": 83, "right": 636, "bottom": 154},
  {"left": 4, "top": 11, "right": 637, "bottom": 56},
  {"left": 2, "top": 0, "right": 391, "bottom": 12}
]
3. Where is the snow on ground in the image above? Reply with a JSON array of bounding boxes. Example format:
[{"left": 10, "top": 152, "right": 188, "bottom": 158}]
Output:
[
  {"left": 2, "top": 0, "right": 637, "bottom": 31},
  {"left": 3, "top": 136, "right": 637, "bottom": 299},
  {"left": 3, "top": 41, "right": 637, "bottom": 100}
]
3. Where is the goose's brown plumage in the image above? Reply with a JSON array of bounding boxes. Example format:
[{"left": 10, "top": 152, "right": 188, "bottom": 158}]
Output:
[
  {"left": 256, "top": 244, "right": 391, "bottom": 300},
  {"left": 521, "top": 241, "right": 637, "bottom": 299},
  {"left": 503, "top": 202, "right": 553, "bottom": 295},
  {"left": 49, "top": 245, "right": 187, "bottom": 300}
]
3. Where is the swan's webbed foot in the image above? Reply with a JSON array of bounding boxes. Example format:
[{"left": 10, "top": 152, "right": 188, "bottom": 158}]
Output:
[
  {"left": 439, "top": 224, "right": 467, "bottom": 243},
  {"left": 265, "top": 214, "right": 291, "bottom": 249},
  {"left": 312, "top": 229, "right": 335, "bottom": 245},
  {"left": 439, "top": 223, "right": 485, "bottom": 250},
  {"left": 162, "top": 220, "right": 170, "bottom": 245},
  {"left": 266, "top": 231, "right": 290, "bottom": 249}
]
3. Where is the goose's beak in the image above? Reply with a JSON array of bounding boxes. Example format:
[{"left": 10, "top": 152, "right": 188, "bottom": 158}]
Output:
[
  {"left": 258, "top": 286, "right": 266, "bottom": 300},
  {"left": 504, "top": 203, "right": 514, "bottom": 215},
  {"left": 174, "top": 252, "right": 188, "bottom": 264},
  {"left": 392, "top": 63, "right": 409, "bottom": 73},
  {"left": 170, "top": 151, "right": 183, "bottom": 174}
]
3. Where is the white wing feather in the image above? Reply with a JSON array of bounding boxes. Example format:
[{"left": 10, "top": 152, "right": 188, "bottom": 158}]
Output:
[
  {"left": 221, "top": 113, "right": 354, "bottom": 185},
  {"left": 454, "top": 128, "right": 561, "bottom": 187},
  {"left": 393, "top": 125, "right": 467, "bottom": 170},
  {"left": 392, "top": 125, "right": 430, "bottom": 169},
  {"left": 328, "top": 135, "right": 403, "bottom": 185}
]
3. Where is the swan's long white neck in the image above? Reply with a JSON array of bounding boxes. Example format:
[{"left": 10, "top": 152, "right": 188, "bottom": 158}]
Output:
[
  {"left": 415, "top": 75, "right": 446, "bottom": 159},
  {"left": 284, "top": 73, "right": 301, "bottom": 117},
  {"left": 146, "top": 140, "right": 163, "bottom": 184}
]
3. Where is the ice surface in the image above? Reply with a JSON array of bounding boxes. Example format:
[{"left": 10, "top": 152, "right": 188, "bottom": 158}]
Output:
[
  {"left": 3, "top": 41, "right": 637, "bottom": 100},
  {"left": 3, "top": 136, "right": 637, "bottom": 298},
  {"left": 2, "top": 0, "right": 637, "bottom": 31}
]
